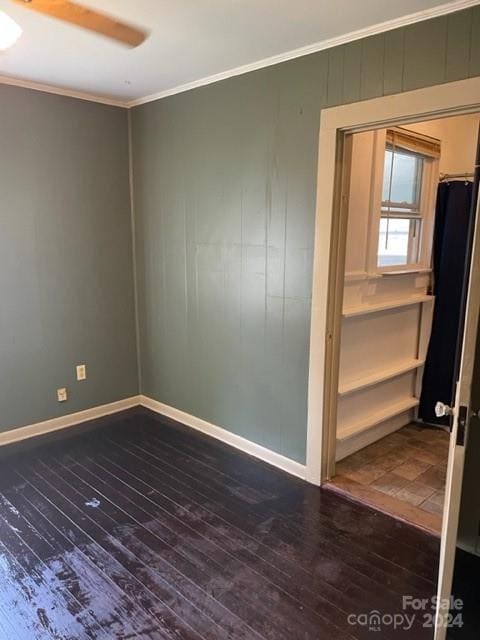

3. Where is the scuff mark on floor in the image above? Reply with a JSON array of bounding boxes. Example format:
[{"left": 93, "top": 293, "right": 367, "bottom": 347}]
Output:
[{"left": 84, "top": 498, "right": 100, "bottom": 508}]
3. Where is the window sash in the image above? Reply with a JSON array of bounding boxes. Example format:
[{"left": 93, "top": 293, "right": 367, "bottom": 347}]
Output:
[
  {"left": 377, "top": 216, "right": 423, "bottom": 268},
  {"left": 371, "top": 127, "right": 439, "bottom": 274},
  {"left": 382, "top": 145, "right": 424, "bottom": 211},
  {"left": 380, "top": 207, "right": 423, "bottom": 218}
]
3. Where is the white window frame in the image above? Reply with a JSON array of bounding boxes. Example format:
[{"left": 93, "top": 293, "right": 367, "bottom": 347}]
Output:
[{"left": 368, "top": 129, "right": 439, "bottom": 274}]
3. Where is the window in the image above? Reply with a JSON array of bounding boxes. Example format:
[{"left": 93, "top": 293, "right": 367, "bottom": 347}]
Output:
[
  {"left": 378, "top": 147, "right": 424, "bottom": 267},
  {"left": 376, "top": 129, "right": 439, "bottom": 270},
  {"left": 382, "top": 148, "right": 423, "bottom": 211}
]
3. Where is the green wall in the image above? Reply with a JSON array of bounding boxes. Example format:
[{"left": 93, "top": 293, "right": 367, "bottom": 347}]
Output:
[
  {"left": 132, "top": 7, "right": 480, "bottom": 464},
  {"left": 0, "top": 84, "right": 138, "bottom": 432}
]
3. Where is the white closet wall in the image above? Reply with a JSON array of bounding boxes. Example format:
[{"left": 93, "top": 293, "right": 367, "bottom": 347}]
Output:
[
  {"left": 408, "top": 114, "right": 480, "bottom": 175},
  {"left": 337, "top": 273, "right": 434, "bottom": 460},
  {"left": 337, "top": 115, "right": 480, "bottom": 462},
  {"left": 337, "top": 129, "right": 434, "bottom": 461}
]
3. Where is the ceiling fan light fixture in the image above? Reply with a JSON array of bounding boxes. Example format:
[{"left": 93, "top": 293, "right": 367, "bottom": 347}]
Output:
[{"left": 0, "top": 11, "right": 22, "bottom": 50}]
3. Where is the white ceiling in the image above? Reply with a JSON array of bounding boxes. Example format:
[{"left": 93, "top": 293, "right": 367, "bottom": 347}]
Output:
[{"left": 0, "top": 0, "right": 476, "bottom": 106}]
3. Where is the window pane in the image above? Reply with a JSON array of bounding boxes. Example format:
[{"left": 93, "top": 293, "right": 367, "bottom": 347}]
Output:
[
  {"left": 377, "top": 217, "right": 410, "bottom": 267},
  {"left": 382, "top": 149, "right": 422, "bottom": 207}
]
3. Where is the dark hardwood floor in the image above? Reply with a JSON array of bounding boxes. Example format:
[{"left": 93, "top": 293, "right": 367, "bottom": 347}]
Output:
[{"left": 0, "top": 409, "right": 451, "bottom": 639}]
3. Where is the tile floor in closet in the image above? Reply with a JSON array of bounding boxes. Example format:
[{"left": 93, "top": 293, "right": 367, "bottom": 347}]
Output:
[{"left": 329, "top": 423, "right": 449, "bottom": 535}]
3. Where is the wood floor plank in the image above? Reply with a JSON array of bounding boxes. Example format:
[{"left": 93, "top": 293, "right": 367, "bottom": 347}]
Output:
[
  {"left": 102, "top": 434, "right": 436, "bottom": 591},
  {"left": 95, "top": 441, "right": 421, "bottom": 601},
  {"left": 30, "top": 455, "right": 325, "bottom": 640},
  {"left": 0, "top": 481, "right": 165, "bottom": 640},
  {"left": 123, "top": 412, "right": 300, "bottom": 496},
  {"left": 0, "top": 538, "right": 57, "bottom": 640},
  {"left": 144, "top": 433, "right": 438, "bottom": 573},
  {"left": 0, "top": 408, "right": 447, "bottom": 640},
  {"left": 90, "top": 439, "right": 438, "bottom": 640},
  {"left": 86, "top": 451, "right": 438, "bottom": 640},
  {"left": 109, "top": 419, "right": 438, "bottom": 562},
  {"left": 42, "top": 456, "right": 353, "bottom": 640},
  {"left": 43, "top": 459, "right": 275, "bottom": 640},
  {"left": 58, "top": 452, "right": 358, "bottom": 639},
  {"left": 71, "top": 452, "right": 364, "bottom": 625},
  {"left": 12, "top": 465, "right": 199, "bottom": 640},
  {"left": 0, "top": 498, "right": 100, "bottom": 640},
  {"left": 138, "top": 413, "right": 439, "bottom": 554}
]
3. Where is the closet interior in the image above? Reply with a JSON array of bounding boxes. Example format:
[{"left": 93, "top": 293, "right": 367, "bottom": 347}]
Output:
[{"left": 329, "top": 113, "right": 480, "bottom": 534}]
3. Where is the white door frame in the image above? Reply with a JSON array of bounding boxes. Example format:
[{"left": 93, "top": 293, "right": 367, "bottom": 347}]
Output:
[{"left": 306, "top": 76, "right": 480, "bottom": 486}]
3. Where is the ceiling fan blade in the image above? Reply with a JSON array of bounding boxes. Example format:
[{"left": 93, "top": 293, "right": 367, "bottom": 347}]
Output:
[{"left": 11, "top": 0, "right": 148, "bottom": 47}]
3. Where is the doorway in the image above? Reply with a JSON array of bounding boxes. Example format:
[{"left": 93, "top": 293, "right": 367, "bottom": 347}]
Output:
[
  {"left": 305, "top": 78, "right": 480, "bottom": 486},
  {"left": 305, "top": 77, "right": 480, "bottom": 639},
  {"left": 327, "top": 113, "right": 480, "bottom": 536}
]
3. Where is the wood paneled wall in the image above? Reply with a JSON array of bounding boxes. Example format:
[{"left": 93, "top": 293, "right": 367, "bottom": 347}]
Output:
[
  {"left": 131, "top": 7, "right": 480, "bottom": 464},
  {"left": 0, "top": 85, "right": 138, "bottom": 433}
]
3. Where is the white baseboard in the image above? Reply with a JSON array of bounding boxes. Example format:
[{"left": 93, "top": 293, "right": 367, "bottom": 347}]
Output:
[
  {"left": 0, "top": 392, "right": 307, "bottom": 482},
  {"left": 0, "top": 396, "right": 142, "bottom": 448},
  {"left": 139, "top": 395, "right": 307, "bottom": 481}
]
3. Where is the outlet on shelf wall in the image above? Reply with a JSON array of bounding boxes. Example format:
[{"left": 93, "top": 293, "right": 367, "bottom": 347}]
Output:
[{"left": 57, "top": 388, "right": 68, "bottom": 402}]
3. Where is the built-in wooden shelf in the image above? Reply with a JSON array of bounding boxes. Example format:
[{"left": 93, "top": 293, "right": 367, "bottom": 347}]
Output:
[
  {"left": 342, "top": 294, "right": 434, "bottom": 318},
  {"left": 338, "top": 358, "right": 425, "bottom": 396},
  {"left": 344, "top": 271, "right": 382, "bottom": 282},
  {"left": 381, "top": 268, "right": 432, "bottom": 277},
  {"left": 337, "top": 396, "right": 420, "bottom": 441}
]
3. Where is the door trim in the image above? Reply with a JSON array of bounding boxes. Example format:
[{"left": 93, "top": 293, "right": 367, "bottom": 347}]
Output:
[{"left": 306, "top": 76, "right": 480, "bottom": 485}]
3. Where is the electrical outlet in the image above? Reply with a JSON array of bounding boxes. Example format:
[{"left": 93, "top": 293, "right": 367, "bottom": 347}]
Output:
[
  {"left": 76, "top": 364, "right": 87, "bottom": 381},
  {"left": 57, "top": 387, "right": 68, "bottom": 402}
]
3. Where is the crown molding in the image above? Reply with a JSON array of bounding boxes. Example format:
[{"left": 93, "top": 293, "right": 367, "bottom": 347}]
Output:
[
  {"left": 0, "top": 74, "right": 128, "bottom": 108},
  {"left": 1, "top": 0, "right": 478, "bottom": 109},
  {"left": 127, "top": 0, "right": 480, "bottom": 108}
]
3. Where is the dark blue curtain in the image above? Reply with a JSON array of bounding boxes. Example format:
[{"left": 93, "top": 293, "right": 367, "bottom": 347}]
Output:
[{"left": 419, "top": 180, "right": 473, "bottom": 425}]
